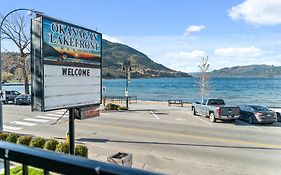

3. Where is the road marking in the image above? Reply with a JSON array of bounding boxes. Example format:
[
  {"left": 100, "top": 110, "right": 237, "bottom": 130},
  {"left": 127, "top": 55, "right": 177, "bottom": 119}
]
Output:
[
  {"left": 24, "top": 118, "right": 49, "bottom": 123},
  {"left": 54, "top": 111, "right": 68, "bottom": 115},
  {"left": 88, "top": 123, "right": 281, "bottom": 149},
  {"left": 46, "top": 113, "right": 68, "bottom": 118},
  {"left": 176, "top": 117, "right": 186, "bottom": 121},
  {"left": 3, "top": 125, "right": 22, "bottom": 131},
  {"left": 192, "top": 115, "right": 213, "bottom": 126},
  {"left": 236, "top": 120, "right": 261, "bottom": 130},
  {"left": 149, "top": 111, "right": 159, "bottom": 119},
  {"left": 10, "top": 121, "right": 37, "bottom": 126},
  {"left": 35, "top": 116, "right": 59, "bottom": 120}
]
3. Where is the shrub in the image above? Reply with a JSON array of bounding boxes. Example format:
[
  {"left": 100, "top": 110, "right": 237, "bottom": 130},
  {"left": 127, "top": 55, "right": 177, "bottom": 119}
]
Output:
[
  {"left": 118, "top": 106, "right": 128, "bottom": 110},
  {"left": 0, "top": 132, "right": 9, "bottom": 141},
  {"left": 44, "top": 139, "right": 59, "bottom": 151},
  {"left": 75, "top": 144, "right": 88, "bottom": 157},
  {"left": 17, "top": 135, "right": 32, "bottom": 146},
  {"left": 6, "top": 133, "right": 19, "bottom": 143},
  {"left": 105, "top": 103, "right": 120, "bottom": 110},
  {"left": 29, "top": 137, "right": 45, "bottom": 148},
  {"left": 56, "top": 142, "right": 69, "bottom": 154}
]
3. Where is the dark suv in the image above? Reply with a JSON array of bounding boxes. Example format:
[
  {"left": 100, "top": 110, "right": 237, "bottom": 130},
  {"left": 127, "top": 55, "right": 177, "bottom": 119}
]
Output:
[{"left": 3, "top": 90, "right": 21, "bottom": 104}]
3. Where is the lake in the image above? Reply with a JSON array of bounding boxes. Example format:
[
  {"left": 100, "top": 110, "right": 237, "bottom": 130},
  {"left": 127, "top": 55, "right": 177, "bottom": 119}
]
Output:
[{"left": 3, "top": 77, "right": 281, "bottom": 107}]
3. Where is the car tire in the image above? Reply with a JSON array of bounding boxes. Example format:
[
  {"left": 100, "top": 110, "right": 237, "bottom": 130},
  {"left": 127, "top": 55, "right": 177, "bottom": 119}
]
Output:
[
  {"left": 192, "top": 107, "right": 197, "bottom": 116},
  {"left": 210, "top": 113, "right": 216, "bottom": 122},
  {"left": 249, "top": 116, "right": 254, "bottom": 124}
]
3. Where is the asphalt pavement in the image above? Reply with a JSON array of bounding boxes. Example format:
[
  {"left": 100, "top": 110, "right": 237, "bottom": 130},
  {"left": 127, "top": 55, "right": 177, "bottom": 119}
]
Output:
[{"left": 2, "top": 102, "right": 281, "bottom": 175}]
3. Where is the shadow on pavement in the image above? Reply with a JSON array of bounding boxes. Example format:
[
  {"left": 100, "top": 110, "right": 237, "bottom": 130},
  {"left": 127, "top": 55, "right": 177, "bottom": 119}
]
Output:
[{"left": 77, "top": 138, "right": 281, "bottom": 151}]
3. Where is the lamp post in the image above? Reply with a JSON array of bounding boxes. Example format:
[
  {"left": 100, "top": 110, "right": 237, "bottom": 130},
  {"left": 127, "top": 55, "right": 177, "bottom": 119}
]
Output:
[
  {"left": 122, "top": 60, "right": 132, "bottom": 109},
  {"left": 0, "top": 8, "right": 41, "bottom": 131}
]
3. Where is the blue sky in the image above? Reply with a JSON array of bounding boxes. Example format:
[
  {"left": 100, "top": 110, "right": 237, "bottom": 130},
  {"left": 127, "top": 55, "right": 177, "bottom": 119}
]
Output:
[{"left": 2, "top": 0, "right": 281, "bottom": 72}]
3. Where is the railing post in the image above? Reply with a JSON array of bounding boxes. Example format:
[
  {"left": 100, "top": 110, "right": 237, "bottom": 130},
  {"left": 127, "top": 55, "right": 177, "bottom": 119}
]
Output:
[
  {"left": 4, "top": 159, "right": 10, "bottom": 175},
  {"left": 22, "top": 164, "right": 28, "bottom": 175},
  {"left": 44, "top": 170, "right": 49, "bottom": 175}
]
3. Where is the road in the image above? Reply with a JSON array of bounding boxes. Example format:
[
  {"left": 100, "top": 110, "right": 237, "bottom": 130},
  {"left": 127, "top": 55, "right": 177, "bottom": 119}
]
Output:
[{"left": 2, "top": 102, "right": 281, "bottom": 175}]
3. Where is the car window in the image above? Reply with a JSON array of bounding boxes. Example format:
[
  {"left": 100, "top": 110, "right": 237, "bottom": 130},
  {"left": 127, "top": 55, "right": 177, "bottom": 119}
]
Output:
[
  {"left": 202, "top": 100, "right": 207, "bottom": 105},
  {"left": 13, "top": 91, "right": 20, "bottom": 95},
  {"left": 252, "top": 106, "right": 270, "bottom": 111},
  {"left": 5, "top": 91, "right": 10, "bottom": 95}
]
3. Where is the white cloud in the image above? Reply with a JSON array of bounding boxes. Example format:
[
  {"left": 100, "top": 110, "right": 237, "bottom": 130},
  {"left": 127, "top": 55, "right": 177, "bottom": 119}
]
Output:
[
  {"left": 185, "top": 25, "right": 205, "bottom": 35},
  {"left": 102, "top": 34, "right": 122, "bottom": 43},
  {"left": 214, "top": 46, "right": 262, "bottom": 57},
  {"left": 228, "top": 0, "right": 281, "bottom": 26}
]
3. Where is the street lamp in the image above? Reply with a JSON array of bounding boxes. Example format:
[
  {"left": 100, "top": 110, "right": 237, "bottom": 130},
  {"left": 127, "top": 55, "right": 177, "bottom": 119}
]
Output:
[
  {"left": 122, "top": 59, "right": 132, "bottom": 109},
  {"left": 0, "top": 8, "right": 42, "bottom": 131}
]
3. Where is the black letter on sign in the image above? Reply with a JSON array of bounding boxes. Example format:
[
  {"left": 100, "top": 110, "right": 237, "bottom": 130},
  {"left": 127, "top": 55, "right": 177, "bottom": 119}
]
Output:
[
  {"left": 87, "top": 69, "right": 90, "bottom": 76},
  {"left": 62, "top": 68, "right": 67, "bottom": 75}
]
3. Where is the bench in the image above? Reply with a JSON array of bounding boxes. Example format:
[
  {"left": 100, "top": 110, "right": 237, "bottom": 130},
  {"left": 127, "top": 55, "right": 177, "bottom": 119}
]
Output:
[{"left": 168, "top": 100, "right": 183, "bottom": 107}]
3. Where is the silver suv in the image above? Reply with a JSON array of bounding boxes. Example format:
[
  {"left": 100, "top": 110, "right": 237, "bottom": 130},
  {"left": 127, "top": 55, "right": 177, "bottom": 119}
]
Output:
[{"left": 3, "top": 90, "right": 20, "bottom": 104}]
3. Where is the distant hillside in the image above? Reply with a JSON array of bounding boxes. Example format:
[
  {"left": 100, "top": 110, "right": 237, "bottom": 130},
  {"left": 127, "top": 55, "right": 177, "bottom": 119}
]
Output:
[
  {"left": 102, "top": 39, "right": 192, "bottom": 78},
  {"left": 210, "top": 65, "right": 281, "bottom": 77}
]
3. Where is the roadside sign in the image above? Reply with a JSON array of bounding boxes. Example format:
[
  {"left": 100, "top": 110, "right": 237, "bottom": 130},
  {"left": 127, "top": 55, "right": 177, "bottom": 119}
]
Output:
[
  {"left": 0, "top": 91, "right": 5, "bottom": 101},
  {"left": 31, "top": 15, "right": 102, "bottom": 112}
]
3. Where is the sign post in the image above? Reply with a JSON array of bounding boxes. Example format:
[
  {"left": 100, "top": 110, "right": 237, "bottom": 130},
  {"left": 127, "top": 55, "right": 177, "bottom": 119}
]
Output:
[{"left": 31, "top": 15, "right": 102, "bottom": 154}]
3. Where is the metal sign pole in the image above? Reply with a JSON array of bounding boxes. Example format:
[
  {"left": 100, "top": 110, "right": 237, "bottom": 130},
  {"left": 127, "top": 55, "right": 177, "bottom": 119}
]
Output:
[{"left": 69, "top": 108, "right": 75, "bottom": 155}]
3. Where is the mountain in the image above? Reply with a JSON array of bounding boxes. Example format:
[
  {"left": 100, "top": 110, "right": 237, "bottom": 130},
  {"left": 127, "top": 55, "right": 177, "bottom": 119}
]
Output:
[
  {"left": 102, "top": 39, "right": 192, "bottom": 78},
  {"left": 210, "top": 65, "right": 281, "bottom": 77}
]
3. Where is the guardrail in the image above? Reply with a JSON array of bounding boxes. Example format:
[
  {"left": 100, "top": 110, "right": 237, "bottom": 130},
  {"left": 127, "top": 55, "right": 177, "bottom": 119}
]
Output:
[{"left": 0, "top": 141, "right": 161, "bottom": 175}]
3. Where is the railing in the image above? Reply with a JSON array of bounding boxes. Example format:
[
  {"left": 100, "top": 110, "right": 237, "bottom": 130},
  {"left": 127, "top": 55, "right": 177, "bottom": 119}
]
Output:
[
  {"left": 0, "top": 141, "right": 161, "bottom": 175},
  {"left": 103, "top": 96, "right": 138, "bottom": 104}
]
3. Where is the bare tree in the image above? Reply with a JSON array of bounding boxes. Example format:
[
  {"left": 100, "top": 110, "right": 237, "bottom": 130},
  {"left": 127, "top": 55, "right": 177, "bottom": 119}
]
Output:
[
  {"left": 198, "top": 56, "right": 210, "bottom": 101},
  {"left": 1, "top": 13, "right": 30, "bottom": 94}
]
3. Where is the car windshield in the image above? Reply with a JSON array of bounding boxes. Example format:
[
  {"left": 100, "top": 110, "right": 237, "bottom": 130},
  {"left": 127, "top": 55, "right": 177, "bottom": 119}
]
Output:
[{"left": 251, "top": 105, "right": 270, "bottom": 111}]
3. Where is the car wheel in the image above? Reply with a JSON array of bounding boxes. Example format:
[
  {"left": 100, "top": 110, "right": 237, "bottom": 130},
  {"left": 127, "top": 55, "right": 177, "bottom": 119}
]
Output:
[
  {"left": 4, "top": 98, "right": 8, "bottom": 104},
  {"left": 249, "top": 116, "right": 254, "bottom": 124},
  {"left": 192, "top": 107, "right": 197, "bottom": 116},
  {"left": 210, "top": 113, "right": 216, "bottom": 122}
]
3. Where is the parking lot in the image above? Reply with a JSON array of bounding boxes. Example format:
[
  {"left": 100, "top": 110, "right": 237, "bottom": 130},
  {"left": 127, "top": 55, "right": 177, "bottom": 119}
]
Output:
[{"left": 2, "top": 101, "right": 281, "bottom": 174}]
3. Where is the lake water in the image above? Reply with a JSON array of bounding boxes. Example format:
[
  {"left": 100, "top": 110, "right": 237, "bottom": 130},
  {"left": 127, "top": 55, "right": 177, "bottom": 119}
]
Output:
[
  {"left": 103, "top": 78, "right": 281, "bottom": 107},
  {"left": 3, "top": 78, "right": 281, "bottom": 107}
]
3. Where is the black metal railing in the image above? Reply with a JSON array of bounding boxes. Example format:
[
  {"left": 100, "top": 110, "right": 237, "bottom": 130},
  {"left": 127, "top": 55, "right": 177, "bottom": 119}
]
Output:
[
  {"left": 103, "top": 96, "right": 138, "bottom": 104},
  {"left": 0, "top": 141, "right": 161, "bottom": 175}
]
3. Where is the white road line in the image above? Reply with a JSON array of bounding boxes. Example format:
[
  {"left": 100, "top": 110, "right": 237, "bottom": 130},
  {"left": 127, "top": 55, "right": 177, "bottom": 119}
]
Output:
[
  {"left": 176, "top": 117, "right": 186, "bottom": 121},
  {"left": 3, "top": 125, "right": 22, "bottom": 131},
  {"left": 236, "top": 120, "right": 261, "bottom": 130},
  {"left": 149, "top": 111, "right": 159, "bottom": 120},
  {"left": 10, "top": 121, "right": 37, "bottom": 126},
  {"left": 54, "top": 111, "right": 68, "bottom": 115},
  {"left": 192, "top": 115, "right": 213, "bottom": 126},
  {"left": 35, "top": 116, "right": 59, "bottom": 120},
  {"left": 46, "top": 113, "right": 68, "bottom": 118},
  {"left": 24, "top": 118, "right": 49, "bottom": 123}
]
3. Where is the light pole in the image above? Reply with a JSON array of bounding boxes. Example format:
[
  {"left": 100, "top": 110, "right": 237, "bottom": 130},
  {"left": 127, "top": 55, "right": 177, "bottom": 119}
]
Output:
[
  {"left": 122, "top": 60, "right": 132, "bottom": 109},
  {"left": 0, "top": 8, "right": 41, "bottom": 131}
]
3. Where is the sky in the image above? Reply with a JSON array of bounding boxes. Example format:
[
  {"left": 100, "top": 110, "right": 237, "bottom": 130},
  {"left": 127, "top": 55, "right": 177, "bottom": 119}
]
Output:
[{"left": 1, "top": 0, "right": 281, "bottom": 72}]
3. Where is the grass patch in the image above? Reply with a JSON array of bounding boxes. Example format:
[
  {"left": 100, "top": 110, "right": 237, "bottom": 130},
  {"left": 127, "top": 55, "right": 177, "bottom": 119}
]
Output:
[{"left": 0, "top": 165, "right": 44, "bottom": 175}]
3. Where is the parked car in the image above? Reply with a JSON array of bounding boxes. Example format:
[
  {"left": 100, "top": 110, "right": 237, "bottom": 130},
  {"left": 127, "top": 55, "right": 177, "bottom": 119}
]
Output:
[
  {"left": 14, "top": 94, "right": 31, "bottom": 105},
  {"left": 239, "top": 105, "right": 277, "bottom": 124},
  {"left": 191, "top": 98, "right": 240, "bottom": 122},
  {"left": 3, "top": 90, "right": 21, "bottom": 104}
]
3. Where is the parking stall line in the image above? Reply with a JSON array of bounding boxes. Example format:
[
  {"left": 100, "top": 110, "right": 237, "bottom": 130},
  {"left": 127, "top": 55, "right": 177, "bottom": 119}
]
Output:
[
  {"left": 236, "top": 120, "right": 261, "bottom": 130},
  {"left": 46, "top": 113, "right": 68, "bottom": 118},
  {"left": 35, "top": 116, "right": 59, "bottom": 120},
  {"left": 10, "top": 121, "right": 37, "bottom": 127},
  {"left": 149, "top": 111, "right": 160, "bottom": 120},
  {"left": 24, "top": 118, "right": 49, "bottom": 123},
  {"left": 3, "top": 125, "right": 22, "bottom": 131},
  {"left": 192, "top": 115, "right": 213, "bottom": 126}
]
